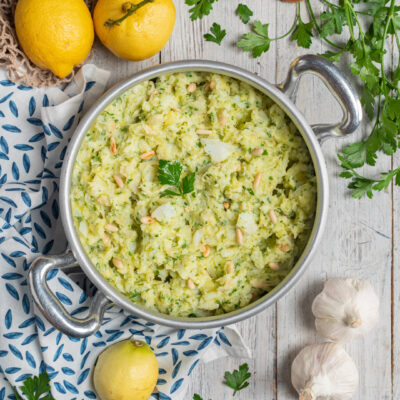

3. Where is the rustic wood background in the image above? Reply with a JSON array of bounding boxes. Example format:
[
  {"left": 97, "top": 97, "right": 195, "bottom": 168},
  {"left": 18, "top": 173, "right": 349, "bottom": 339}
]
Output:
[{"left": 92, "top": 1, "right": 397, "bottom": 398}]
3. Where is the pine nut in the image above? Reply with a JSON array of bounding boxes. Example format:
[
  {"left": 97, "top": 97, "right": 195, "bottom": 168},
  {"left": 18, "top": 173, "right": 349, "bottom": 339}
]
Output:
[
  {"left": 223, "top": 202, "right": 230, "bottom": 210},
  {"left": 251, "top": 148, "right": 263, "bottom": 157},
  {"left": 253, "top": 172, "right": 262, "bottom": 191},
  {"left": 196, "top": 129, "right": 212, "bottom": 135},
  {"left": 209, "top": 80, "right": 216, "bottom": 90},
  {"left": 218, "top": 108, "right": 228, "bottom": 126},
  {"left": 226, "top": 262, "right": 234, "bottom": 274},
  {"left": 140, "top": 150, "right": 155, "bottom": 160},
  {"left": 105, "top": 224, "right": 118, "bottom": 232},
  {"left": 269, "top": 262, "right": 280, "bottom": 271},
  {"left": 268, "top": 209, "right": 278, "bottom": 224},
  {"left": 112, "top": 258, "right": 124, "bottom": 271},
  {"left": 110, "top": 137, "right": 117, "bottom": 155},
  {"left": 102, "top": 233, "right": 111, "bottom": 247},
  {"left": 172, "top": 107, "right": 182, "bottom": 113},
  {"left": 152, "top": 89, "right": 159, "bottom": 95},
  {"left": 140, "top": 216, "right": 155, "bottom": 224},
  {"left": 236, "top": 227, "right": 244, "bottom": 245},
  {"left": 187, "top": 278, "right": 195, "bottom": 290},
  {"left": 279, "top": 244, "right": 291, "bottom": 252},
  {"left": 113, "top": 175, "right": 124, "bottom": 188},
  {"left": 187, "top": 83, "right": 197, "bottom": 93},
  {"left": 251, "top": 279, "right": 269, "bottom": 291},
  {"left": 236, "top": 164, "right": 242, "bottom": 172},
  {"left": 202, "top": 245, "right": 210, "bottom": 257}
]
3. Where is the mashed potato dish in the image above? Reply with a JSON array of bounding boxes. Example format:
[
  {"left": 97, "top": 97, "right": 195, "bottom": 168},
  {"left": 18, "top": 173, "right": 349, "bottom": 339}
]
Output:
[{"left": 71, "top": 72, "right": 317, "bottom": 317}]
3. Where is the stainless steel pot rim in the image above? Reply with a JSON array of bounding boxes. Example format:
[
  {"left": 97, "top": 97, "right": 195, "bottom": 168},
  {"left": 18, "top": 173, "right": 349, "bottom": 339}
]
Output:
[{"left": 59, "top": 59, "right": 330, "bottom": 329}]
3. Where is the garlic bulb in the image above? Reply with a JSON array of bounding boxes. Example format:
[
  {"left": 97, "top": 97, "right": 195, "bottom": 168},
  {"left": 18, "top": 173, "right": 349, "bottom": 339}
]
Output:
[
  {"left": 312, "top": 278, "right": 379, "bottom": 343},
  {"left": 291, "top": 343, "right": 359, "bottom": 400}
]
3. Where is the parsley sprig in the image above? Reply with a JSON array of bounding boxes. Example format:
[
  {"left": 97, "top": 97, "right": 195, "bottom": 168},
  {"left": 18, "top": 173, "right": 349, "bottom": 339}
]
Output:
[
  {"left": 204, "top": 23, "right": 226, "bottom": 45},
  {"left": 237, "top": 13, "right": 301, "bottom": 58},
  {"left": 223, "top": 363, "right": 252, "bottom": 396},
  {"left": 158, "top": 160, "right": 195, "bottom": 197},
  {"left": 13, "top": 372, "right": 55, "bottom": 400}
]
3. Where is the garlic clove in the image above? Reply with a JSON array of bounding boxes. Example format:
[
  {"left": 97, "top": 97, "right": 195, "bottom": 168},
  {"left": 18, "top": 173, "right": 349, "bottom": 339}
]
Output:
[
  {"left": 311, "top": 278, "right": 379, "bottom": 343},
  {"left": 291, "top": 343, "right": 359, "bottom": 400}
]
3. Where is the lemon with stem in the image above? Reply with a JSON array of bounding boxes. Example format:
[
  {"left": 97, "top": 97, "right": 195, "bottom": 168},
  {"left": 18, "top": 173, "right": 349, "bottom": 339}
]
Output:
[
  {"left": 93, "top": 339, "right": 159, "bottom": 400},
  {"left": 94, "top": 0, "right": 176, "bottom": 61}
]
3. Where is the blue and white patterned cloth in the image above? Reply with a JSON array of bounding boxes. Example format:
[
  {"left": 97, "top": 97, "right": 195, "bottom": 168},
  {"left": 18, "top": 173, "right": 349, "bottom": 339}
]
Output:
[{"left": 0, "top": 65, "right": 250, "bottom": 400}]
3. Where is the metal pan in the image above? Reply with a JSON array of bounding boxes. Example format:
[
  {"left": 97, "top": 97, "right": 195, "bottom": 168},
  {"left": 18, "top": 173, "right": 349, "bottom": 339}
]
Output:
[{"left": 28, "top": 55, "right": 362, "bottom": 337}]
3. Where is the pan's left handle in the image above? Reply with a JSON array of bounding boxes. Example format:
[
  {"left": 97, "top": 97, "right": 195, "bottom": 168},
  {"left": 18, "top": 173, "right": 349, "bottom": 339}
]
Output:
[
  {"left": 28, "top": 251, "right": 111, "bottom": 338},
  {"left": 278, "top": 54, "right": 362, "bottom": 142}
]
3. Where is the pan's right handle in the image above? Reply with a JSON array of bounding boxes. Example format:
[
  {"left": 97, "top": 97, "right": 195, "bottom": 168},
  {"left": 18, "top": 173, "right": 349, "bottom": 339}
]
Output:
[
  {"left": 278, "top": 54, "right": 362, "bottom": 142},
  {"left": 28, "top": 251, "right": 110, "bottom": 338}
]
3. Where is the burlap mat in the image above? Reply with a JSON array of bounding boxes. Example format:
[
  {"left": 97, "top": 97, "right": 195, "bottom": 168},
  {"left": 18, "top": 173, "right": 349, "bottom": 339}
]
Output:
[{"left": 0, "top": 0, "right": 94, "bottom": 87}]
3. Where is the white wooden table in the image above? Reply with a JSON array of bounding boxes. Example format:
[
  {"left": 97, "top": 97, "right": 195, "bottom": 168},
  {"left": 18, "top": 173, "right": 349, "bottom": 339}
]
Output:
[{"left": 93, "top": 1, "right": 397, "bottom": 398}]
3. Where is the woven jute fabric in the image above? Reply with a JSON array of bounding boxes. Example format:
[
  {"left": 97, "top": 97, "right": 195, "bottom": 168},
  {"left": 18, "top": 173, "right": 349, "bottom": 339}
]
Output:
[{"left": 0, "top": 0, "right": 94, "bottom": 87}]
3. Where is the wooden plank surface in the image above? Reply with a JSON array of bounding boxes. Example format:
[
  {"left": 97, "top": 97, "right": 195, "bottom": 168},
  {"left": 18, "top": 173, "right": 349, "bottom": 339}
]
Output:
[{"left": 92, "top": 1, "right": 395, "bottom": 398}]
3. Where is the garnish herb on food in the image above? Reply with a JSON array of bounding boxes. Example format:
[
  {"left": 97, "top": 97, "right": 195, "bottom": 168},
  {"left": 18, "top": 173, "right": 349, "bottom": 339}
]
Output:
[
  {"left": 13, "top": 372, "right": 55, "bottom": 400},
  {"left": 237, "top": 3, "right": 253, "bottom": 24},
  {"left": 193, "top": 395, "right": 204, "bottom": 400},
  {"left": 223, "top": 363, "right": 252, "bottom": 396},
  {"left": 104, "top": 0, "right": 155, "bottom": 27},
  {"left": 187, "top": 0, "right": 400, "bottom": 199},
  {"left": 185, "top": 0, "right": 219, "bottom": 21},
  {"left": 204, "top": 22, "right": 226, "bottom": 45},
  {"left": 158, "top": 160, "right": 195, "bottom": 197}
]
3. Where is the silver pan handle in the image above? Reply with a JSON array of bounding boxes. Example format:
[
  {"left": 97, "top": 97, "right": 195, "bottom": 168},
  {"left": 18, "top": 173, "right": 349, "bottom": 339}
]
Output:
[
  {"left": 28, "top": 251, "right": 110, "bottom": 337},
  {"left": 278, "top": 54, "right": 362, "bottom": 141}
]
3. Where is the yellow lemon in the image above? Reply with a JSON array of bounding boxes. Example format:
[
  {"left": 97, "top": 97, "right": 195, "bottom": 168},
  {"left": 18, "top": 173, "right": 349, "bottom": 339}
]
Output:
[
  {"left": 14, "top": 0, "right": 94, "bottom": 78},
  {"left": 94, "top": 0, "right": 176, "bottom": 61},
  {"left": 93, "top": 339, "right": 159, "bottom": 400}
]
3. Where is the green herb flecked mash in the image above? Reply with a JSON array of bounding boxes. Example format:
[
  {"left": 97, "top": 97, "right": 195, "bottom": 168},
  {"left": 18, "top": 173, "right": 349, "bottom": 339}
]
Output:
[{"left": 71, "top": 72, "right": 316, "bottom": 317}]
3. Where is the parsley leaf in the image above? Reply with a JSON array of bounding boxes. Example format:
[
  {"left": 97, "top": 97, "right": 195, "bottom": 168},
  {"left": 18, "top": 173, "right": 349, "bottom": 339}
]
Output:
[
  {"left": 237, "top": 3, "right": 253, "bottom": 24},
  {"left": 158, "top": 160, "right": 195, "bottom": 197},
  {"left": 320, "top": 8, "right": 346, "bottom": 37},
  {"left": 291, "top": 17, "right": 313, "bottom": 48},
  {"left": 193, "top": 395, "right": 203, "bottom": 400},
  {"left": 158, "top": 160, "right": 182, "bottom": 187},
  {"left": 204, "top": 23, "right": 226, "bottom": 45},
  {"left": 237, "top": 21, "right": 271, "bottom": 57},
  {"left": 13, "top": 372, "right": 55, "bottom": 400},
  {"left": 185, "top": 0, "right": 217, "bottom": 20},
  {"left": 223, "top": 363, "right": 252, "bottom": 396},
  {"left": 182, "top": 172, "right": 195, "bottom": 194}
]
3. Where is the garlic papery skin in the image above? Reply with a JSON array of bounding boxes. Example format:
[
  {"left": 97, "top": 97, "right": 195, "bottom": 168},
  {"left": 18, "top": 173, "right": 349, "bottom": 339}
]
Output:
[
  {"left": 291, "top": 343, "right": 359, "bottom": 400},
  {"left": 312, "top": 278, "right": 379, "bottom": 343}
]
